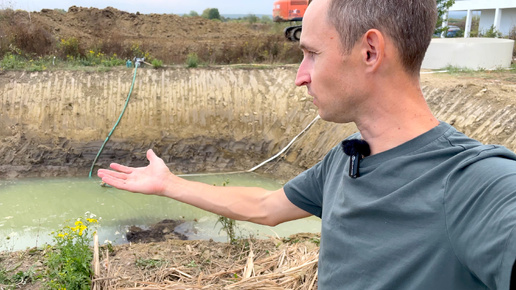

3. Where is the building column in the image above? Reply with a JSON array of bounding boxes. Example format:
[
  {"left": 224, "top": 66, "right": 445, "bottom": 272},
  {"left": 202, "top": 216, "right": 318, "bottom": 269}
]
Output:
[
  {"left": 464, "top": 9, "right": 473, "bottom": 38},
  {"left": 494, "top": 8, "right": 502, "bottom": 37}
]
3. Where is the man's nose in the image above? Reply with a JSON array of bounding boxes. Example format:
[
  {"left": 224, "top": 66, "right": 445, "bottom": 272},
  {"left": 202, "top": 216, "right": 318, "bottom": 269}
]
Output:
[{"left": 295, "top": 59, "right": 311, "bottom": 87}]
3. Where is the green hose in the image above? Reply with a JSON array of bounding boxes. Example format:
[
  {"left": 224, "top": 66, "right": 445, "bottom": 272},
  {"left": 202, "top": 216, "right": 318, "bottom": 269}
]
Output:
[{"left": 88, "top": 65, "right": 138, "bottom": 178}]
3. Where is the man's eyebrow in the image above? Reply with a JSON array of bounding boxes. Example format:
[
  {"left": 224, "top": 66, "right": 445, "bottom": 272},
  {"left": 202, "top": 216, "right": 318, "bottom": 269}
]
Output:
[{"left": 299, "top": 42, "right": 314, "bottom": 51}]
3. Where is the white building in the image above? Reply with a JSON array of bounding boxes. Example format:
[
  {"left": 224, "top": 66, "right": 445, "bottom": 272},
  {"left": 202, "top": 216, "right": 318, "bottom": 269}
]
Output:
[{"left": 448, "top": 0, "right": 516, "bottom": 37}]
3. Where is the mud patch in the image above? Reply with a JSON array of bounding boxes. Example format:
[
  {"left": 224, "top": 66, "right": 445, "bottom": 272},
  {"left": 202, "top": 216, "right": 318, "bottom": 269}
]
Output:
[{"left": 126, "top": 219, "right": 187, "bottom": 243}]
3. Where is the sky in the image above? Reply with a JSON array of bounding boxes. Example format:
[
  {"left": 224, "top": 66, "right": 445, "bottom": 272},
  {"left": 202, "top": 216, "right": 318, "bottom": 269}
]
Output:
[{"left": 4, "top": 0, "right": 274, "bottom": 15}]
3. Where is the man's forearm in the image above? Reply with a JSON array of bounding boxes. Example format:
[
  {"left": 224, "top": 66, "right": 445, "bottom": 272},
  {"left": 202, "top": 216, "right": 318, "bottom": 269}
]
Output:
[{"left": 164, "top": 176, "right": 278, "bottom": 226}]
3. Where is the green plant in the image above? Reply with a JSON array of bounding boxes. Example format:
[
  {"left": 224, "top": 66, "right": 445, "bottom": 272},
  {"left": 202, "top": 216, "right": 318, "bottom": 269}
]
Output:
[
  {"left": 217, "top": 216, "right": 238, "bottom": 244},
  {"left": 59, "top": 37, "right": 81, "bottom": 59},
  {"left": 310, "top": 237, "right": 321, "bottom": 246},
  {"left": 481, "top": 24, "right": 503, "bottom": 38},
  {"left": 12, "top": 268, "right": 36, "bottom": 285},
  {"left": 0, "top": 265, "right": 13, "bottom": 288},
  {"left": 151, "top": 58, "right": 163, "bottom": 69},
  {"left": 101, "top": 54, "right": 125, "bottom": 67},
  {"left": 0, "top": 52, "right": 25, "bottom": 69},
  {"left": 201, "top": 8, "right": 221, "bottom": 20},
  {"left": 214, "top": 179, "right": 240, "bottom": 244},
  {"left": 43, "top": 215, "right": 99, "bottom": 290},
  {"left": 444, "top": 65, "right": 475, "bottom": 74},
  {"left": 130, "top": 43, "right": 150, "bottom": 59},
  {"left": 135, "top": 257, "right": 166, "bottom": 269},
  {"left": 187, "top": 10, "right": 199, "bottom": 17},
  {"left": 186, "top": 260, "right": 198, "bottom": 268},
  {"left": 0, "top": 258, "right": 36, "bottom": 288},
  {"left": 186, "top": 52, "right": 199, "bottom": 68}
]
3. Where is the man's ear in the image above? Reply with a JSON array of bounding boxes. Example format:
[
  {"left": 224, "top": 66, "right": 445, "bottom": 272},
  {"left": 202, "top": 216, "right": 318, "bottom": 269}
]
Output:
[{"left": 361, "top": 29, "right": 385, "bottom": 72}]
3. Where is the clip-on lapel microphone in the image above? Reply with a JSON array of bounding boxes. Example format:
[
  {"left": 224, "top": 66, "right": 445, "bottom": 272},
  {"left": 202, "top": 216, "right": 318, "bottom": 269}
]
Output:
[{"left": 341, "top": 139, "right": 371, "bottom": 179}]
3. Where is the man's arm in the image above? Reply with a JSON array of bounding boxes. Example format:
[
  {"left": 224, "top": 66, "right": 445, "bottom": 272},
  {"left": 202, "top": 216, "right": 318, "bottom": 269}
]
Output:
[{"left": 97, "top": 149, "right": 311, "bottom": 226}]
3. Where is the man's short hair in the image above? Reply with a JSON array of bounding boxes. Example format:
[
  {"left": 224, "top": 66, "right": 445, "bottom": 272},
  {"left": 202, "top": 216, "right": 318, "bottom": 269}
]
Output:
[{"left": 327, "top": 0, "right": 437, "bottom": 75}]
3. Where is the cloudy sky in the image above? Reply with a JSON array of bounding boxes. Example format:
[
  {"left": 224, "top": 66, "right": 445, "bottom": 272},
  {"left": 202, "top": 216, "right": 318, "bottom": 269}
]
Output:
[{"left": 5, "top": 0, "right": 274, "bottom": 15}]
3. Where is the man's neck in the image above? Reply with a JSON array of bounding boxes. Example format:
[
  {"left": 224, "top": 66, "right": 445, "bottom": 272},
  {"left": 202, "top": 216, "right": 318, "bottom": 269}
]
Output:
[{"left": 356, "top": 81, "right": 440, "bottom": 156}]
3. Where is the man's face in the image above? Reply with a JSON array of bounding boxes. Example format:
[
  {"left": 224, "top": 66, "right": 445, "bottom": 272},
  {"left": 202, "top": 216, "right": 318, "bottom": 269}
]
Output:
[{"left": 295, "top": 0, "right": 365, "bottom": 124}]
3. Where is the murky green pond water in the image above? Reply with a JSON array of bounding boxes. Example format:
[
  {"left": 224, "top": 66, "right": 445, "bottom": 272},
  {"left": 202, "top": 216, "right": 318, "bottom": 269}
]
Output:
[{"left": 0, "top": 173, "right": 320, "bottom": 251}]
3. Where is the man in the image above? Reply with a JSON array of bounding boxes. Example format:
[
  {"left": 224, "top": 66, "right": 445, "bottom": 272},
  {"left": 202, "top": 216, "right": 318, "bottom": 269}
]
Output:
[{"left": 98, "top": 0, "right": 516, "bottom": 288}]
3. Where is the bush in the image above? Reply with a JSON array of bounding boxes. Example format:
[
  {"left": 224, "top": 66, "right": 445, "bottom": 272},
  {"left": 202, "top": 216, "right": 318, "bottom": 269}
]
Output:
[
  {"left": 102, "top": 54, "right": 125, "bottom": 67},
  {"left": 151, "top": 58, "right": 163, "bottom": 69},
  {"left": 201, "top": 8, "right": 221, "bottom": 20},
  {"left": 59, "top": 37, "right": 81, "bottom": 59},
  {"left": 44, "top": 215, "right": 99, "bottom": 290},
  {"left": 186, "top": 52, "right": 199, "bottom": 68},
  {"left": 0, "top": 52, "right": 25, "bottom": 69},
  {"left": 480, "top": 25, "right": 503, "bottom": 38}
]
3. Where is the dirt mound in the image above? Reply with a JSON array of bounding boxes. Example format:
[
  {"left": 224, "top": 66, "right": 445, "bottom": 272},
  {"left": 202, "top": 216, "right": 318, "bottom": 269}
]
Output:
[
  {"left": 5, "top": 6, "right": 288, "bottom": 63},
  {"left": 31, "top": 6, "right": 260, "bottom": 44}
]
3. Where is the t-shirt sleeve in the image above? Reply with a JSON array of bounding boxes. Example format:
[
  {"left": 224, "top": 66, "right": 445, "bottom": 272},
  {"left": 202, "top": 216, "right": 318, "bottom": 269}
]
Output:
[
  {"left": 445, "top": 147, "right": 516, "bottom": 290},
  {"left": 284, "top": 145, "right": 343, "bottom": 218},
  {"left": 284, "top": 162, "right": 324, "bottom": 217}
]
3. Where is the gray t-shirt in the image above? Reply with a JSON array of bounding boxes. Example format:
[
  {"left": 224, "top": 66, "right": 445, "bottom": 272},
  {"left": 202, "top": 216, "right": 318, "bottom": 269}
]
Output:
[{"left": 284, "top": 122, "right": 516, "bottom": 289}]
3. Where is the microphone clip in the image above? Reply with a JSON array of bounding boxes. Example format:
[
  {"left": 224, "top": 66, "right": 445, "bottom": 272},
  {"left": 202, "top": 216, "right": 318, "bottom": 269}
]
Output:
[{"left": 341, "top": 139, "right": 370, "bottom": 179}]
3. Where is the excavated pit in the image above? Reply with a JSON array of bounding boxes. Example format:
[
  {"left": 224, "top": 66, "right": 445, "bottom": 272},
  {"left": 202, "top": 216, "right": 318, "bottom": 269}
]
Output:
[{"left": 1, "top": 67, "right": 516, "bottom": 180}]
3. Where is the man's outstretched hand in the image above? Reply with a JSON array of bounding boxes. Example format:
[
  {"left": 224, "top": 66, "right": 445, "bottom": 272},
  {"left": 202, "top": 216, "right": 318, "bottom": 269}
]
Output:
[
  {"left": 97, "top": 149, "right": 173, "bottom": 196},
  {"left": 98, "top": 149, "right": 310, "bottom": 226}
]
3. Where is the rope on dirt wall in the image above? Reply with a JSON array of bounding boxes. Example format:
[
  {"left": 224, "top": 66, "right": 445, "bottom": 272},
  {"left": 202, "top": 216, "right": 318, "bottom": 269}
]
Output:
[
  {"left": 88, "top": 65, "right": 139, "bottom": 178},
  {"left": 246, "top": 114, "right": 321, "bottom": 172},
  {"left": 176, "top": 114, "right": 321, "bottom": 178}
]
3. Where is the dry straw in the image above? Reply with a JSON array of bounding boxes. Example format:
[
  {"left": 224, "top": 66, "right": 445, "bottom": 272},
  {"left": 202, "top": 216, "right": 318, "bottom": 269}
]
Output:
[{"left": 92, "top": 235, "right": 319, "bottom": 290}]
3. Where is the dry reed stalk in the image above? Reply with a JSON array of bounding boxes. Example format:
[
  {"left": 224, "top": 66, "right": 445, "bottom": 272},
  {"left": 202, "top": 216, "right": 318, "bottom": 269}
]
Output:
[
  {"left": 242, "top": 242, "right": 255, "bottom": 279},
  {"left": 92, "top": 232, "right": 101, "bottom": 290}
]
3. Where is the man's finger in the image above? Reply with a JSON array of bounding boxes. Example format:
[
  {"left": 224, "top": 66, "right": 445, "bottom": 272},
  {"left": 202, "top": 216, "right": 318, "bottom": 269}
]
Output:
[
  {"left": 147, "top": 149, "right": 160, "bottom": 163},
  {"left": 110, "top": 163, "right": 134, "bottom": 174},
  {"left": 100, "top": 175, "right": 132, "bottom": 191},
  {"left": 98, "top": 169, "right": 128, "bottom": 180}
]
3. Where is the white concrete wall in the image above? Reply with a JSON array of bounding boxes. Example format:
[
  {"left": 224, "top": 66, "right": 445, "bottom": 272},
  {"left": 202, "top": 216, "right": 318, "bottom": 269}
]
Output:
[{"left": 422, "top": 38, "right": 514, "bottom": 70}]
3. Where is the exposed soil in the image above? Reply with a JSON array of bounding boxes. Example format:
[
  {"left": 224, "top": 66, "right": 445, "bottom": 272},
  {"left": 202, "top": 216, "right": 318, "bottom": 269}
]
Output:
[
  {"left": 3, "top": 69, "right": 516, "bottom": 181},
  {"left": 4, "top": 6, "right": 292, "bottom": 64}
]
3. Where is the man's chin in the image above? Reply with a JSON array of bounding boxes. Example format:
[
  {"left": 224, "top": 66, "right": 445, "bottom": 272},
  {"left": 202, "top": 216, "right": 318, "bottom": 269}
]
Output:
[{"left": 317, "top": 111, "right": 353, "bottom": 124}]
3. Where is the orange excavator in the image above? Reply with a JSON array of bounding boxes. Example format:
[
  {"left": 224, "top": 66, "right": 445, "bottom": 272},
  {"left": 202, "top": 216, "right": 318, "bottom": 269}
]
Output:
[{"left": 273, "top": 0, "right": 311, "bottom": 41}]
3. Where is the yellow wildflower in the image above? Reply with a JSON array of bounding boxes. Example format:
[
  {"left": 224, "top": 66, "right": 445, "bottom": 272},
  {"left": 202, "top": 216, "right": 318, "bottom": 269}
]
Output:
[{"left": 58, "top": 232, "right": 69, "bottom": 238}]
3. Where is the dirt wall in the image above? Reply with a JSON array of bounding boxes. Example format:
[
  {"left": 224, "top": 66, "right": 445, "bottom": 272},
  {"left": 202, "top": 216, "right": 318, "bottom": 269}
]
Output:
[{"left": 0, "top": 68, "right": 515, "bottom": 179}]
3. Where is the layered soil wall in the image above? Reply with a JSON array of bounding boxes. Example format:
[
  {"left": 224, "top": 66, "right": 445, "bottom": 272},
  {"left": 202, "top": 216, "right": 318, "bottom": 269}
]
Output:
[{"left": 0, "top": 67, "right": 515, "bottom": 179}]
